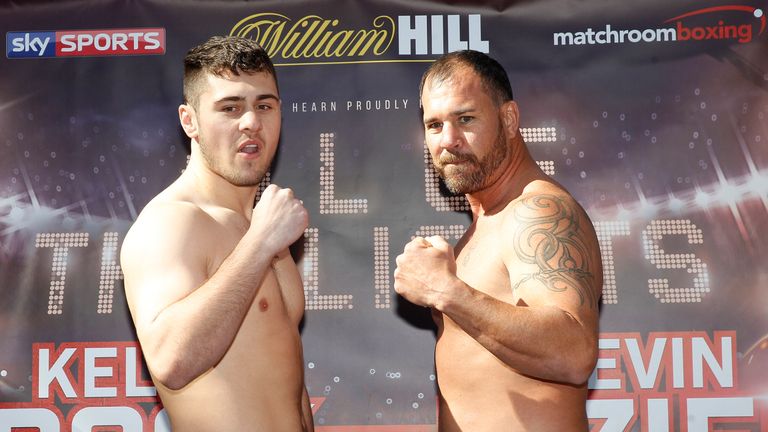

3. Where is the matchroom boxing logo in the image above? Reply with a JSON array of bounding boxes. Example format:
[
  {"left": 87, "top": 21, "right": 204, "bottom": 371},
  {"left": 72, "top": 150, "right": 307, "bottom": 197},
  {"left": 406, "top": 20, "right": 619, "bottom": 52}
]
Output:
[
  {"left": 6, "top": 28, "right": 165, "bottom": 58},
  {"left": 553, "top": 5, "right": 765, "bottom": 46}
]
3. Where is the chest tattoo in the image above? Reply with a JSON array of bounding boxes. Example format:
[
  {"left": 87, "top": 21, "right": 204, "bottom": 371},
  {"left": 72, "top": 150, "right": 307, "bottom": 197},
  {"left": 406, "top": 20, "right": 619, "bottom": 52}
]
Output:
[{"left": 460, "top": 242, "right": 477, "bottom": 266}]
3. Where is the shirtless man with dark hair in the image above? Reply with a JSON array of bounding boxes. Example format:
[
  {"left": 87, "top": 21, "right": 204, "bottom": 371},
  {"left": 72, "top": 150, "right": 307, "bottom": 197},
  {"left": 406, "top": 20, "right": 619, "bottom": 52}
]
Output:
[
  {"left": 121, "top": 36, "right": 313, "bottom": 431},
  {"left": 395, "top": 50, "right": 602, "bottom": 431}
]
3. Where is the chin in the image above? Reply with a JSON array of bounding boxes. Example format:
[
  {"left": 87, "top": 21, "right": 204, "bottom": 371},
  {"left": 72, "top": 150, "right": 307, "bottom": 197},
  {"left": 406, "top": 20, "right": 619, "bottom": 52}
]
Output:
[
  {"left": 443, "top": 173, "right": 484, "bottom": 195},
  {"left": 224, "top": 171, "right": 267, "bottom": 187},
  {"left": 443, "top": 180, "right": 471, "bottom": 195}
]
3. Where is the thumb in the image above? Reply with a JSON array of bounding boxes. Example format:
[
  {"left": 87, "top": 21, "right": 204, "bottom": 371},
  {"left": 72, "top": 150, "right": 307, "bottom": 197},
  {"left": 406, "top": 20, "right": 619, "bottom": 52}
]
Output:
[
  {"left": 425, "top": 235, "right": 452, "bottom": 252},
  {"left": 259, "top": 183, "right": 279, "bottom": 201}
]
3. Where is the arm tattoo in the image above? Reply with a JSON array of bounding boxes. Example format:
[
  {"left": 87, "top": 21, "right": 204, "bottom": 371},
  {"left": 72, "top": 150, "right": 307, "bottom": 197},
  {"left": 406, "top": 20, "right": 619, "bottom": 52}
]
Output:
[{"left": 511, "top": 194, "right": 598, "bottom": 308}]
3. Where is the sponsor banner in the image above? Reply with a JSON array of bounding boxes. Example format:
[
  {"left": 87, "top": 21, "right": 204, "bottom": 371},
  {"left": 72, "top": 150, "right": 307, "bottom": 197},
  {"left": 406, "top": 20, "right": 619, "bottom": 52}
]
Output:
[
  {"left": 0, "top": 0, "right": 766, "bottom": 430},
  {"left": 6, "top": 28, "right": 165, "bottom": 58},
  {"left": 228, "top": 13, "right": 490, "bottom": 65},
  {"left": 553, "top": 4, "right": 766, "bottom": 46}
]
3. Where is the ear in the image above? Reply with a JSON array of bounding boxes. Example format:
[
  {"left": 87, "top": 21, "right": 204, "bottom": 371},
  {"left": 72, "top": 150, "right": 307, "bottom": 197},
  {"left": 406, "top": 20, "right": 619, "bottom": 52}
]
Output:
[
  {"left": 178, "top": 103, "right": 199, "bottom": 139},
  {"left": 500, "top": 101, "right": 520, "bottom": 138}
]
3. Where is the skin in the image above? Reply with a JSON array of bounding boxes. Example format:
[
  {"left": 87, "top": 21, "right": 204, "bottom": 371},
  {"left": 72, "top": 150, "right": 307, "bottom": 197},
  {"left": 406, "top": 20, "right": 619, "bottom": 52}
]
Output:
[
  {"left": 395, "top": 66, "right": 602, "bottom": 431},
  {"left": 121, "top": 70, "right": 314, "bottom": 431}
]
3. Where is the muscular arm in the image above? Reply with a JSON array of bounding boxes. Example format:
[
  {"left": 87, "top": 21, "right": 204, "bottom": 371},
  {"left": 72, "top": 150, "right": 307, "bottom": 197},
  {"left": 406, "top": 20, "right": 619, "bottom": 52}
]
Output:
[
  {"left": 395, "top": 193, "right": 602, "bottom": 385},
  {"left": 121, "top": 185, "right": 307, "bottom": 390}
]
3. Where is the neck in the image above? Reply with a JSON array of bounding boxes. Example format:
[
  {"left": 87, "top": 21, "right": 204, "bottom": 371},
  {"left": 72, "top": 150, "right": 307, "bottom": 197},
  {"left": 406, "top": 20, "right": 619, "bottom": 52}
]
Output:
[
  {"left": 465, "top": 136, "right": 540, "bottom": 218},
  {"left": 181, "top": 144, "right": 260, "bottom": 219}
]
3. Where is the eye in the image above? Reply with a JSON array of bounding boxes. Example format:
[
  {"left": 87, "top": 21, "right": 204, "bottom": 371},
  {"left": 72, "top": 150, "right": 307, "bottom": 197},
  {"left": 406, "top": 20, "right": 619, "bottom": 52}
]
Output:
[
  {"left": 221, "top": 105, "right": 239, "bottom": 113},
  {"left": 458, "top": 116, "right": 473, "bottom": 124},
  {"left": 257, "top": 103, "right": 273, "bottom": 111},
  {"left": 426, "top": 121, "right": 442, "bottom": 131}
]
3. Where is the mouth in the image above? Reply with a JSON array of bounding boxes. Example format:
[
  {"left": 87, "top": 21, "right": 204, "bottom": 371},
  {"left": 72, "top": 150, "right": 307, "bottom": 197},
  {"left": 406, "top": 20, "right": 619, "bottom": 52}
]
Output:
[
  {"left": 237, "top": 140, "right": 262, "bottom": 155},
  {"left": 438, "top": 156, "right": 469, "bottom": 168},
  {"left": 437, "top": 149, "right": 474, "bottom": 166}
]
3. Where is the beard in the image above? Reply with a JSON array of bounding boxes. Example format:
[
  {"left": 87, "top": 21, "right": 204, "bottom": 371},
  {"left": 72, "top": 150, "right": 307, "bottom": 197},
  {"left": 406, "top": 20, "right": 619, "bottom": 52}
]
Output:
[
  {"left": 198, "top": 131, "right": 267, "bottom": 187},
  {"left": 433, "top": 124, "right": 509, "bottom": 195}
]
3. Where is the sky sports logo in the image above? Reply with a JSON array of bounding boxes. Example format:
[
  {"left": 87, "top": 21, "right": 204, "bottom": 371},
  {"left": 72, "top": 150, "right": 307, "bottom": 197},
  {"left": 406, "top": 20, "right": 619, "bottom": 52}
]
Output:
[
  {"left": 6, "top": 28, "right": 165, "bottom": 58},
  {"left": 554, "top": 5, "right": 765, "bottom": 46}
]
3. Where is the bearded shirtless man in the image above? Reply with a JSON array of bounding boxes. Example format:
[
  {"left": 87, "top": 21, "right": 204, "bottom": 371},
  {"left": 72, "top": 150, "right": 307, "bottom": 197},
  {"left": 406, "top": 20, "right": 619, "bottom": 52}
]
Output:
[
  {"left": 394, "top": 50, "right": 602, "bottom": 431},
  {"left": 121, "top": 36, "right": 313, "bottom": 431}
]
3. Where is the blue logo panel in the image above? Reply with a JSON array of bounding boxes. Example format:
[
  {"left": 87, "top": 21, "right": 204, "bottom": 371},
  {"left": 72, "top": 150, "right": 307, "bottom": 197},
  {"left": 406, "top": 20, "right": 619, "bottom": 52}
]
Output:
[{"left": 6, "top": 31, "right": 56, "bottom": 58}]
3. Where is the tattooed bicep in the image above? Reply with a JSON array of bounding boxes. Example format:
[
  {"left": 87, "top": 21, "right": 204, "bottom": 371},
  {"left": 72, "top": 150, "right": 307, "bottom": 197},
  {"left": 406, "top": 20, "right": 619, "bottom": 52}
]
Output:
[{"left": 510, "top": 194, "right": 600, "bottom": 308}]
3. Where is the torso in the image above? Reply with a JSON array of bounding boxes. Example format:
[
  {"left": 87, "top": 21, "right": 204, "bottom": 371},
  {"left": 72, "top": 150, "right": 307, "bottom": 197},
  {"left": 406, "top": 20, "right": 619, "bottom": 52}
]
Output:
[
  {"left": 155, "top": 204, "right": 308, "bottom": 431},
  {"left": 434, "top": 185, "right": 589, "bottom": 432}
]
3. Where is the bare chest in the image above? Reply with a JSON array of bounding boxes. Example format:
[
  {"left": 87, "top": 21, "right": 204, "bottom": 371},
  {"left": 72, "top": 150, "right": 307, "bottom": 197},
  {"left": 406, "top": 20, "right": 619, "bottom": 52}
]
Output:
[
  {"left": 454, "top": 222, "right": 513, "bottom": 301},
  {"left": 206, "top": 217, "right": 305, "bottom": 324}
]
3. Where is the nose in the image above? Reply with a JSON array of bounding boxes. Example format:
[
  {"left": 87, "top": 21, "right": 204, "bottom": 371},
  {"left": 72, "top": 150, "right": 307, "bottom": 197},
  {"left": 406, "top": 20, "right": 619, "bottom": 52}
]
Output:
[
  {"left": 438, "top": 122, "right": 462, "bottom": 151},
  {"left": 239, "top": 109, "right": 262, "bottom": 134}
]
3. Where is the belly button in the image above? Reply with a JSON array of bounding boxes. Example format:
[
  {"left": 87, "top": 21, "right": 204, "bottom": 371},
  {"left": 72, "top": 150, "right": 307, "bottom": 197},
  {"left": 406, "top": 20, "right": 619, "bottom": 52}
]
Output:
[{"left": 259, "top": 298, "right": 269, "bottom": 312}]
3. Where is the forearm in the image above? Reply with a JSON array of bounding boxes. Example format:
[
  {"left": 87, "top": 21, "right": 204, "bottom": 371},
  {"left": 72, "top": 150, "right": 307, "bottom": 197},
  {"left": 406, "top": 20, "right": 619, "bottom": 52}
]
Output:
[
  {"left": 438, "top": 282, "right": 597, "bottom": 384},
  {"left": 142, "top": 240, "right": 277, "bottom": 390}
]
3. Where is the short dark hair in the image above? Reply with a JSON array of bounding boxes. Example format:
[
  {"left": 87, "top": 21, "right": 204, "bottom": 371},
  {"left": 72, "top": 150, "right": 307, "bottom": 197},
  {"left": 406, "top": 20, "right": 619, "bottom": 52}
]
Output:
[
  {"left": 183, "top": 36, "right": 277, "bottom": 108},
  {"left": 419, "top": 50, "right": 513, "bottom": 107}
]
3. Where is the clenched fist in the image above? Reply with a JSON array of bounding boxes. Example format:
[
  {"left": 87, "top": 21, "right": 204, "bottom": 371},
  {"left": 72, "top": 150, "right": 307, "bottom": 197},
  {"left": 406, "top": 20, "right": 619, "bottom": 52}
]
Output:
[
  {"left": 249, "top": 184, "right": 309, "bottom": 256},
  {"left": 394, "top": 235, "right": 461, "bottom": 310}
]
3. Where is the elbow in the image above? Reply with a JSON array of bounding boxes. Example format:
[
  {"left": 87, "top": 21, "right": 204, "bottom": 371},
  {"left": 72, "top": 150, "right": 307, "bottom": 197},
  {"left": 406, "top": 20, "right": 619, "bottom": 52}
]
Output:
[
  {"left": 138, "top": 328, "right": 202, "bottom": 391},
  {"left": 151, "top": 356, "right": 195, "bottom": 391},
  {"left": 554, "top": 311, "right": 599, "bottom": 385},
  {"left": 565, "top": 355, "right": 597, "bottom": 386},
  {"left": 144, "top": 345, "right": 198, "bottom": 391},
  {"left": 561, "top": 338, "right": 598, "bottom": 385}
]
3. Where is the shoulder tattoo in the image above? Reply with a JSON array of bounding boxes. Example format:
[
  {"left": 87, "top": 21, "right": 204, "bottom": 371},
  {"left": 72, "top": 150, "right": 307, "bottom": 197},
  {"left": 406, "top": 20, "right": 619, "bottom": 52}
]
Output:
[{"left": 511, "top": 194, "right": 598, "bottom": 308}]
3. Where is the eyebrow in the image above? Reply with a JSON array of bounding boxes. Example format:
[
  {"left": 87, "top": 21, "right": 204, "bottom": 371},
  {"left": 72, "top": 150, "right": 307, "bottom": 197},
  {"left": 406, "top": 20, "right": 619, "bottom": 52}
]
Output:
[
  {"left": 423, "top": 107, "right": 476, "bottom": 125},
  {"left": 213, "top": 94, "right": 280, "bottom": 104}
]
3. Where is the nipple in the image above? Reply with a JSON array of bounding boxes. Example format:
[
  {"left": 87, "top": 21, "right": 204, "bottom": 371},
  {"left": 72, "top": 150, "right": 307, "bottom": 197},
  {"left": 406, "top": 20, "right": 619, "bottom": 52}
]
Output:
[{"left": 259, "top": 298, "right": 269, "bottom": 312}]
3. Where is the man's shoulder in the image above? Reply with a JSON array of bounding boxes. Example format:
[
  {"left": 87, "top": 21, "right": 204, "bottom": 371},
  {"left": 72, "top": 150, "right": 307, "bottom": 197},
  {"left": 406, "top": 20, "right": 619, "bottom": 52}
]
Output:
[
  {"left": 499, "top": 180, "right": 597, "bottom": 247},
  {"left": 132, "top": 195, "right": 214, "bottom": 235},
  {"left": 506, "top": 180, "right": 581, "bottom": 218},
  {"left": 122, "top": 191, "right": 221, "bottom": 260}
]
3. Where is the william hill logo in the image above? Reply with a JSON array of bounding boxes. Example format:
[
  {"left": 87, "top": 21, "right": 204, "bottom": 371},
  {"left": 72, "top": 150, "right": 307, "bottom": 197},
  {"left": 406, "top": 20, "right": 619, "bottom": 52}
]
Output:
[
  {"left": 230, "top": 13, "right": 489, "bottom": 65},
  {"left": 554, "top": 4, "right": 765, "bottom": 46}
]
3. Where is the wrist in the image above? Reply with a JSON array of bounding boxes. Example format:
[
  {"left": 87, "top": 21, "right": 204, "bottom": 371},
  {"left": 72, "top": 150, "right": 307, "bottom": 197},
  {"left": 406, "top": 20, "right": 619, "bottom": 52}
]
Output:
[
  {"left": 241, "top": 228, "right": 280, "bottom": 262},
  {"left": 433, "top": 278, "right": 470, "bottom": 313}
]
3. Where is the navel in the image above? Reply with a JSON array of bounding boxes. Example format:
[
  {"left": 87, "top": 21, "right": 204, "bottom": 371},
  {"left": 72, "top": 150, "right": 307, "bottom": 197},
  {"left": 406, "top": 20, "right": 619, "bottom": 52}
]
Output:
[{"left": 259, "top": 298, "right": 269, "bottom": 312}]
